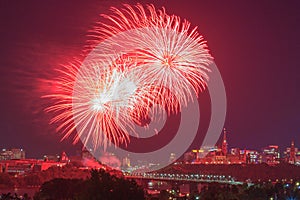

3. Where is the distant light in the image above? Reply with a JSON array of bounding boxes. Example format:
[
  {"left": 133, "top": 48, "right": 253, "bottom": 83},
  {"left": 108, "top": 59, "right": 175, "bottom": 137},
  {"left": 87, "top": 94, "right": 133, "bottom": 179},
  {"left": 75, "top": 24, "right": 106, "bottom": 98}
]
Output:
[{"left": 148, "top": 182, "right": 153, "bottom": 186}]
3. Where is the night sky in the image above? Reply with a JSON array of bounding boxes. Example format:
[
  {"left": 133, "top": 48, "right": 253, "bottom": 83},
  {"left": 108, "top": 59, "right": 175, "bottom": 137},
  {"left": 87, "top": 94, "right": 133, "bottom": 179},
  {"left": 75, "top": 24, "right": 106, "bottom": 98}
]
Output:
[{"left": 0, "top": 0, "right": 299, "bottom": 158}]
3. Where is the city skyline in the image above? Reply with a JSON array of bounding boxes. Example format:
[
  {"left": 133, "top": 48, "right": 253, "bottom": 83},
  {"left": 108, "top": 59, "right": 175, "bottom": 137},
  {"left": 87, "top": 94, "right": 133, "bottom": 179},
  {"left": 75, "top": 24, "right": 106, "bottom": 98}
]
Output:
[
  {"left": 1, "top": 132, "right": 298, "bottom": 162},
  {"left": 0, "top": 1, "right": 299, "bottom": 158}
]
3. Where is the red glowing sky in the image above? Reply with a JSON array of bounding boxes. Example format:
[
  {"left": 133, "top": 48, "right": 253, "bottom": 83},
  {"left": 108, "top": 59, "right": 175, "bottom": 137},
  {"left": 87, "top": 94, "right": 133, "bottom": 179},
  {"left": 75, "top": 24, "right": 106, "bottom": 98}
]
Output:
[{"left": 0, "top": 0, "right": 299, "bottom": 158}]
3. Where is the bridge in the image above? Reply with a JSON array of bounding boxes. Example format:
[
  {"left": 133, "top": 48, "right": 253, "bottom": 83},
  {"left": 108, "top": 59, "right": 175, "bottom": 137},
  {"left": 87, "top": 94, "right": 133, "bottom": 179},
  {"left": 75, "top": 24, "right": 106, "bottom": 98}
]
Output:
[{"left": 125, "top": 172, "right": 244, "bottom": 185}]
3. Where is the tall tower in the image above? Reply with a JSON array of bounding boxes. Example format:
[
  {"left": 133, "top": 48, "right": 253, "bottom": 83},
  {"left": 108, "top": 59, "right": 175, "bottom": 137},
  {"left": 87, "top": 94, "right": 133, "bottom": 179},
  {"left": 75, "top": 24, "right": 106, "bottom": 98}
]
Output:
[
  {"left": 222, "top": 128, "right": 228, "bottom": 156},
  {"left": 289, "top": 140, "right": 296, "bottom": 164}
]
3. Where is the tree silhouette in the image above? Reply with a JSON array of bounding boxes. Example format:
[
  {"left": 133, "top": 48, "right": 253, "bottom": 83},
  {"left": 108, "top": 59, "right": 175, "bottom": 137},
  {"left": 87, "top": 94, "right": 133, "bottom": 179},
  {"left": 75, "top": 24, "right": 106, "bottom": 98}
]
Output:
[{"left": 33, "top": 169, "right": 144, "bottom": 200}]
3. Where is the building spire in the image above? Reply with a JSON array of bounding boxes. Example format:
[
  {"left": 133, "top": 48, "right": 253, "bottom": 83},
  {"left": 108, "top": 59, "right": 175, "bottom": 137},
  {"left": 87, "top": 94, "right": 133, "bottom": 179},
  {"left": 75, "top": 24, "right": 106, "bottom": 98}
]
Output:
[
  {"left": 289, "top": 140, "right": 296, "bottom": 164},
  {"left": 222, "top": 128, "right": 228, "bottom": 156}
]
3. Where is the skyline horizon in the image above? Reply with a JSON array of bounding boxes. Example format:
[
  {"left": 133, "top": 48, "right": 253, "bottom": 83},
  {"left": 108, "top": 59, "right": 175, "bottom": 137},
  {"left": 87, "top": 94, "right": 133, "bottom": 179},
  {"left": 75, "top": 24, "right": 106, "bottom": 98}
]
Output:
[
  {"left": 1, "top": 131, "right": 298, "bottom": 159},
  {"left": 0, "top": 1, "right": 299, "bottom": 158}
]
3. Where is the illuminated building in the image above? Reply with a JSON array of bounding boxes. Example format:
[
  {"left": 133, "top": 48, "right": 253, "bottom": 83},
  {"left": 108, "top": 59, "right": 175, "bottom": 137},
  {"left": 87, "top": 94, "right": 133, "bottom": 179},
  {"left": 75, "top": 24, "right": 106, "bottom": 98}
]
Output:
[
  {"left": 190, "top": 129, "right": 235, "bottom": 164},
  {"left": 0, "top": 148, "right": 25, "bottom": 160},
  {"left": 289, "top": 140, "right": 296, "bottom": 164},
  {"left": 192, "top": 146, "right": 216, "bottom": 160},
  {"left": 122, "top": 155, "right": 131, "bottom": 168},
  {"left": 0, "top": 149, "right": 12, "bottom": 160},
  {"left": 227, "top": 148, "right": 243, "bottom": 164},
  {"left": 187, "top": 130, "right": 296, "bottom": 166},
  {"left": 230, "top": 148, "right": 240, "bottom": 156},
  {"left": 0, "top": 158, "right": 67, "bottom": 174},
  {"left": 188, "top": 129, "right": 229, "bottom": 164},
  {"left": 190, "top": 147, "right": 229, "bottom": 164},
  {"left": 227, "top": 148, "right": 260, "bottom": 164},
  {"left": 245, "top": 150, "right": 259, "bottom": 164},
  {"left": 261, "top": 145, "right": 280, "bottom": 165},
  {"left": 296, "top": 151, "right": 300, "bottom": 166},
  {"left": 284, "top": 140, "right": 299, "bottom": 165},
  {"left": 190, "top": 146, "right": 215, "bottom": 163},
  {"left": 11, "top": 148, "right": 25, "bottom": 159},
  {"left": 0, "top": 148, "right": 69, "bottom": 174}
]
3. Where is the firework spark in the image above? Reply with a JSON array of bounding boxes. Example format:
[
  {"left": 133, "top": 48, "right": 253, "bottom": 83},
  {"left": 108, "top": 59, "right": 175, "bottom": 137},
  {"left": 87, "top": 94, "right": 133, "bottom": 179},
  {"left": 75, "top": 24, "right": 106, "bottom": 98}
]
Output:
[
  {"left": 44, "top": 4, "right": 212, "bottom": 149},
  {"left": 89, "top": 4, "right": 212, "bottom": 109},
  {"left": 45, "top": 58, "right": 155, "bottom": 149}
]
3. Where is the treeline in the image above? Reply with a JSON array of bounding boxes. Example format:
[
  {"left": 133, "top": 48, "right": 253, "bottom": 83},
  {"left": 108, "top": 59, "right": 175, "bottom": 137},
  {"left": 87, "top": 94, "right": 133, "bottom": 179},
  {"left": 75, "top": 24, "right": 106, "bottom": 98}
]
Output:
[
  {"left": 1, "top": 165, "right": 299, "bottom": 200},
  {"left": 0, "top": 164, "right": 91, "bottom": 188},
  {"left": 2, "top": 180, "right": 299, "bottom": 200},
  {"left": 199, "top": 181, "right": 300, "bottom": 200},
  {"left": 153, "top": 181, "right": 300, "bottom": 200},
  {"left": 33, "top": 169, "right": 144, "bottom": 200}
]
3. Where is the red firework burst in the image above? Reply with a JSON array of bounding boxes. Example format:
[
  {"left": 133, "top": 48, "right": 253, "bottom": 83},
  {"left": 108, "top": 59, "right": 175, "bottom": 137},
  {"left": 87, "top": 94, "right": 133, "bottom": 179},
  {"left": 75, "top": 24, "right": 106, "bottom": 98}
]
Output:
[{"left": 44, "top": 4, "right": 212, "bottom": 149}]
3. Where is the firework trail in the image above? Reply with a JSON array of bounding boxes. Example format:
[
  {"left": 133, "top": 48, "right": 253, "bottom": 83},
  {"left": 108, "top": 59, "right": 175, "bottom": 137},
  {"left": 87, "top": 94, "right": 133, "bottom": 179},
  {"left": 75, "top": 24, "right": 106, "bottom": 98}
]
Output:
[
  {"left": 45, "top": 58, "right": 154, "bottom": 149},
  {"left": 44, "top": 4, "right": 212, "bottom": 149},
  {"left": 91, "top": 4, "right": 212, "bottom": 108}
]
